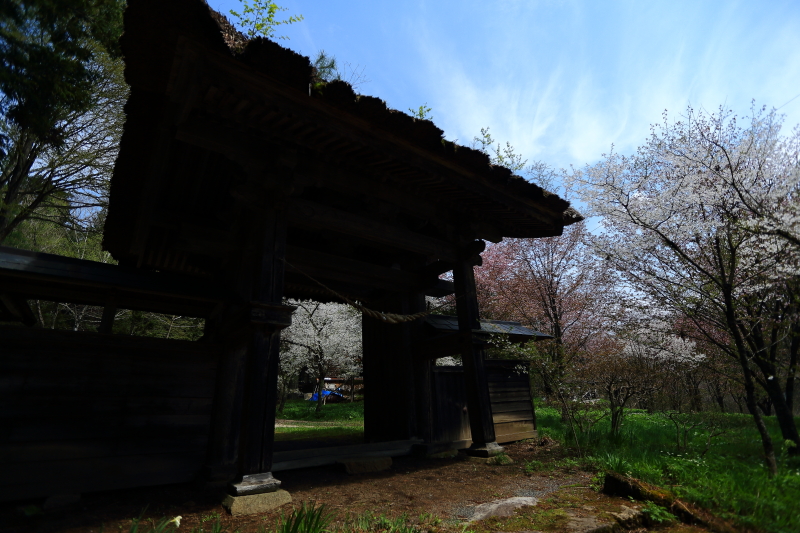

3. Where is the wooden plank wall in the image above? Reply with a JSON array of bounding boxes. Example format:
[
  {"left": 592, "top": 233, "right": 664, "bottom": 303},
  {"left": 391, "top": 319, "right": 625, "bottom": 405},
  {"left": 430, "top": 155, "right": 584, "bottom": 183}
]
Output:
[
  {"left": 430, "top": 366, "right": 472, "bottom": 443},
  {"left": 486, "top": 360, "right": 537, "bottom": 443},
  {"left": 431, "top": 360, "right": 536, "bottom": 446},
  {"left": 0, "top": 326, "right": 221, "bottom": 502}
]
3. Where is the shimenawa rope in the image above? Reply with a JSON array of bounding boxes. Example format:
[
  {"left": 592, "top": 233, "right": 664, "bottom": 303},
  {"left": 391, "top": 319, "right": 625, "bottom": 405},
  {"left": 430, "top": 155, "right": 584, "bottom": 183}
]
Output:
[{"left": 282, "top": 259, "right": 451, "bottom": 324}]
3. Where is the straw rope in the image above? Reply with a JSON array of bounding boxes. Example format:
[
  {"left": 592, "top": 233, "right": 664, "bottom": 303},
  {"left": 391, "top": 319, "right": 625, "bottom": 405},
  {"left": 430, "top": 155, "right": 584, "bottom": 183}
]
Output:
[{"left": 283, "top": 259, "right": 448, "bottom": 324}]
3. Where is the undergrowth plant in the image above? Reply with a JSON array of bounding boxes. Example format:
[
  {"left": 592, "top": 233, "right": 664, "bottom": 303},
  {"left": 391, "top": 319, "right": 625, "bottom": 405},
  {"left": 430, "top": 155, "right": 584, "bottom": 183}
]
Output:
[
  {"left": 127, "top": 508, "right": 182, "bottom": 533},
  {"left": 346, "top": 511, "right": 422, "bottom": 533},
  {"left": 640, "top": 501, "right": 676, "bottom": 525},
  {"left": 536, "top": 404, "right": 800, "bottom": 533},
  {"left": 523, "top": 459, "right": 545, "bottom": 474},
  {"left": 269, "top": 502, "right": 331, "bottom": 533}
]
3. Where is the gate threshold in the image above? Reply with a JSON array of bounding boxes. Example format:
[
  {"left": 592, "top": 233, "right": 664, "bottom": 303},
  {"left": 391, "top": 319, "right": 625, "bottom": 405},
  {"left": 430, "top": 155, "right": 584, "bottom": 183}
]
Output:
[{"left": 271, "top": 439, "right": 423, "bottom": 472}]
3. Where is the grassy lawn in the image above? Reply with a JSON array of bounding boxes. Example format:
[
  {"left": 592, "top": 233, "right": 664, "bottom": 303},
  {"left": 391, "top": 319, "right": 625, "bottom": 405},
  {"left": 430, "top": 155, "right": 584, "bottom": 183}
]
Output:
[
  {"left": 274, "top": 398, "right": 800, "bottom": 531},
  {"left": 274, "top": 399, "right": 364, "bottom": 441},
  {"left": 274, "top": 425, "right": 363, "bottom": 442},
  {"left": 535, "top": 404, "right": 800, "bottom": 533},
  {"left": 278, "top": 399, "right": 365, "bottom": 422}
]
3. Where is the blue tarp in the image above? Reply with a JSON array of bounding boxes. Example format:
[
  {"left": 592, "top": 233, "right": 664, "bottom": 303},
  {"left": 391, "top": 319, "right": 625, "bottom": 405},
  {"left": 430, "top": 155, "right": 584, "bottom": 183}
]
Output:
[{"left": 308, "top": 390, "right": 345, "bottom": 402}]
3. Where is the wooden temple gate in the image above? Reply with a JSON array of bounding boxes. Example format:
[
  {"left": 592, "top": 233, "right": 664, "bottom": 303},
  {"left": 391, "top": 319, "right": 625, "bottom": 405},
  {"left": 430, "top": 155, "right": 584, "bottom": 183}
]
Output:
[{"left": 0, "top": 0, "right": 581, "bottom": 502}]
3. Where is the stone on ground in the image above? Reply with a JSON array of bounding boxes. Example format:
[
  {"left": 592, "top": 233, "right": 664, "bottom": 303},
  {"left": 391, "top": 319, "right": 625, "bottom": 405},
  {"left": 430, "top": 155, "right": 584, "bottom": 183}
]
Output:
[
  {"left": 564, "top": 509, "right": 606, "bottom": 532},
  {"left": 222, "top": 489, "right": 291, "bottom": 516},
  {"left": 608, "top": 504, "right": 644, "bottom": 529},
  {"left": 468, "top": 496, "right": 538, "bottom": 522}
]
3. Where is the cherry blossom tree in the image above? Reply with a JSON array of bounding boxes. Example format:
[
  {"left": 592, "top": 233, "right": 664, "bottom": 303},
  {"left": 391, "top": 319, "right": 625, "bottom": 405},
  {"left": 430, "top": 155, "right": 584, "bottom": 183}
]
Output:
[
  {"left": 475, "top": 221, "right": 616, "bottom": 396},
  {"left": 281, "top": 300, "right": 362, "bottom": 412},
  {"left": 573, "top": 105, "right": 800, "bottom": 474}
]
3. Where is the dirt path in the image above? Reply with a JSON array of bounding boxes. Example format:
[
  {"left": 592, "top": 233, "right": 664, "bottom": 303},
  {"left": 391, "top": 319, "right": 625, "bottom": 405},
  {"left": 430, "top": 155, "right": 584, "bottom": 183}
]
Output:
[{"left": 1, "top": 440, "right": 711, "bottom": 533}]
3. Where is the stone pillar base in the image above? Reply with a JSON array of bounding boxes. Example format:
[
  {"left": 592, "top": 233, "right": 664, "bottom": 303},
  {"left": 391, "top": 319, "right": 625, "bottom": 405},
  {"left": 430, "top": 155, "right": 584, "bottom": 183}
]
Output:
[
  {"left": 229, "top": 472, "right": 281, "bottom": 496},
  {"left": 465, "top": 441, "right": 504, "bottom": 458},
  {"left": 222, "top": 489, "right": 292, "bottom": 516}
]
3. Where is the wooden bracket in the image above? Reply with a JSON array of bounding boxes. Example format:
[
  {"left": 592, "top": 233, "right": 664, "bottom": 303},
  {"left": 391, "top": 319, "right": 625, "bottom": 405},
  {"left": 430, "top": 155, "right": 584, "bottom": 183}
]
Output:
[
  {"left": 417, "top": 330, "right": 491, "bottom": 360},
  {"left": 249, "top": 302, "right": 296, "bottom": 329}
]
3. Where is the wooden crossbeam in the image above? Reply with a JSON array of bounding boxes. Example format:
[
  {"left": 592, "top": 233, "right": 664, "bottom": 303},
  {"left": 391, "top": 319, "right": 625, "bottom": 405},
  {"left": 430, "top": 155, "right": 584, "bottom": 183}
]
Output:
[
  {"left": 166, "top": 39, "right": 567, "bottom": 236},
  {"left": 416, "top": 330, "right": 492, "bottom": 360},
  {"left": 287, "top": 199, "right": 459, "bottom": 262},
  {"left": 0, "top": 246, "right": 237, "bottom": 317}
]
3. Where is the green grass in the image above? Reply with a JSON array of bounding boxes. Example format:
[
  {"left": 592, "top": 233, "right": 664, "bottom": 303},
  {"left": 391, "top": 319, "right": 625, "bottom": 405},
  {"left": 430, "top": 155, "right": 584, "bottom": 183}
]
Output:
[
  {"left": 535, "top": 403, "right": 800, "bottom": 533},
  {"left": 270, "top": 502, "right": 331, "bottom": 533},
  {"left": 275, "top": 400, "right": 364, "bottom": 441},
  {"left": 344, "top": 511, "right": 424, "bottom": 533},
  {"left": 278, "top": 399, "right": 365, "bottom": 422},
  {"left": 274, "top": 425, "right": 364, "bottom": 441}
]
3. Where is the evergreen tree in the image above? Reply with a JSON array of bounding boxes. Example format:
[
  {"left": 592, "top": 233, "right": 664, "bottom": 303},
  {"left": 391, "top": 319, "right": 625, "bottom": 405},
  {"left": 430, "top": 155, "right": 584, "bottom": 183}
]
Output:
[{"left": 0, "top": 0, "right": 125, "bottom": 242}]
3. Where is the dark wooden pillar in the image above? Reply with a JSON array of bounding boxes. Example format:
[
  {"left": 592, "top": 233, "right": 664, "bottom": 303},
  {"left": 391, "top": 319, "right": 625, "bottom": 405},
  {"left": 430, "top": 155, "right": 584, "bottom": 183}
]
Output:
[
  {"left": 413, "top": 352, "right": 434, "bottom": 444},
  {"left": 205, "top": 340, "right": 248, "bottom": 486},
  {"left": 239, "top": 208, "right": 287, "bottom": 476},
  {"left": 363, "top": 290, "right": 424, "bottom": 443},
  {"left": 204, "top": 206, "right": 296, "bottom": 495},
  {"left": 408, "top": 291, "right": 433, "bottom": 443},
  {"left": 452, "top": 243, "right": 503, "bottom": 457}
]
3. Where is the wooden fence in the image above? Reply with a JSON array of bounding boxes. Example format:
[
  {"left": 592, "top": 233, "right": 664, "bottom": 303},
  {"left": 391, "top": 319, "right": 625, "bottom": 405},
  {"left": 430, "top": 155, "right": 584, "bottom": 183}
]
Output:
[
  {"left": 0, "top": 326, "right": 221, "bottom": 501},
  {"left": 431, "top": 359, "right": 536, "bottom": 446}
]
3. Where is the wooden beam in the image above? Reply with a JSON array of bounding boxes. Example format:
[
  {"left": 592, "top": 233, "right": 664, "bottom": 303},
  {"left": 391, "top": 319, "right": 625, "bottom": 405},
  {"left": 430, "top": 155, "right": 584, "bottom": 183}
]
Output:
[
  {"left": 166, "top": 40, "right": 568, "bottom": 233},
  {"left": 285, "top": 245, "right": 418, "bottom": 291},
  {"left": 417, "top": 331, "right": 492, "bottom": 360},
  {"left": 175, "top": 117, "right": 278, "bottom": 175},
  {"left": 163, "top": 45, "right": 565, "bottom": 249},
  {"left": 283, "top": 278, "right": 372, "bottom": 303},
  {"left": 271, "top": 440, "right": 422, "bottom": 472},
  {"left": 426, "top": 279, "right": 454, "bottom": 298},
  {"left": 0, "top": 279, "right": 219, "bottom": 318},
  {"left": 294, "top": 165, "right": 465, "bottom": 237},
  {"left": 0, "top": 246, "right": 237, "bottom": 309},
  {"left": 287, "top": 199, "right": 459, "bottom": 262},
  {"left": 419, "top": 261, "right": 454, "bottom": 280}
]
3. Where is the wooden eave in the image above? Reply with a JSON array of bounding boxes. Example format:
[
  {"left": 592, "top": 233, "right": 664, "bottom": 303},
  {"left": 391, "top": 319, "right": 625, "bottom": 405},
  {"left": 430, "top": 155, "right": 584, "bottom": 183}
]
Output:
[
  {"left": 104, "top": 0, "right": 582, "bottom": 286},
  {"left": 161, "top": 36, "right": 574, "bottom": 235}
]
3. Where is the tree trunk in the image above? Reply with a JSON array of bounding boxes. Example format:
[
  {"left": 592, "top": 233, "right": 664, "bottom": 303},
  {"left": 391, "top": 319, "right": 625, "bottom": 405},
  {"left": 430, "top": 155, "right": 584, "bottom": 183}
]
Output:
[
  {"left": 742, "top": 367, "right": 778, "bottom": 476},
  {"left": 715, "top": 394, "right": 726, "bottom": 413},
  {"left": 762, "top": 377, "right": 800, "bottom": 455},
  {"left": 277, "top": 378, "right": 287, "bottom": 414},
  {"left": 786, "top": 321, "right": 798, "bottom": 415},
  {"left": 610, "top": 404, "right": 623, "bottom": 435},
  {"left": 315, "top": 370, "right": 326, "bottom": 413},
  {"left": 732, "top": 394, "right": 745, "bottom": 414},
  {"left": 757, "top": 395, "right": 773, "bottom": 416},
  {"left": 690, "top": 382, "right": 703, "bottom": 412}
]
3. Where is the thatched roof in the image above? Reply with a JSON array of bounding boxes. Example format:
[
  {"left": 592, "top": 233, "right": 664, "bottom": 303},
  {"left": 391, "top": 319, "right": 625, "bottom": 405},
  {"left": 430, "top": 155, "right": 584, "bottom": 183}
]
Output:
[{"left": 104, "top": 0, "right": 582, "bottom": 281}]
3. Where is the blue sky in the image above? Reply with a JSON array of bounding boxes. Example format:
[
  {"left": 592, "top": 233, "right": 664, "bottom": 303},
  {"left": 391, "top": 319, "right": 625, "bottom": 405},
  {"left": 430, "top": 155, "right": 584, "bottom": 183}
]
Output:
[{"left": 208, "top": 0, "right": 800, "bottom": 173}]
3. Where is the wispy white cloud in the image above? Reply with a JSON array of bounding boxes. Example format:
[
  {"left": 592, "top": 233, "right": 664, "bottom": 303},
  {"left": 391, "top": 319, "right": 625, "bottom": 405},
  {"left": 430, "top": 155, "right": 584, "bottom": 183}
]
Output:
[{"left": 208, "top": 0, "right": 800, "bottom": 171}]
